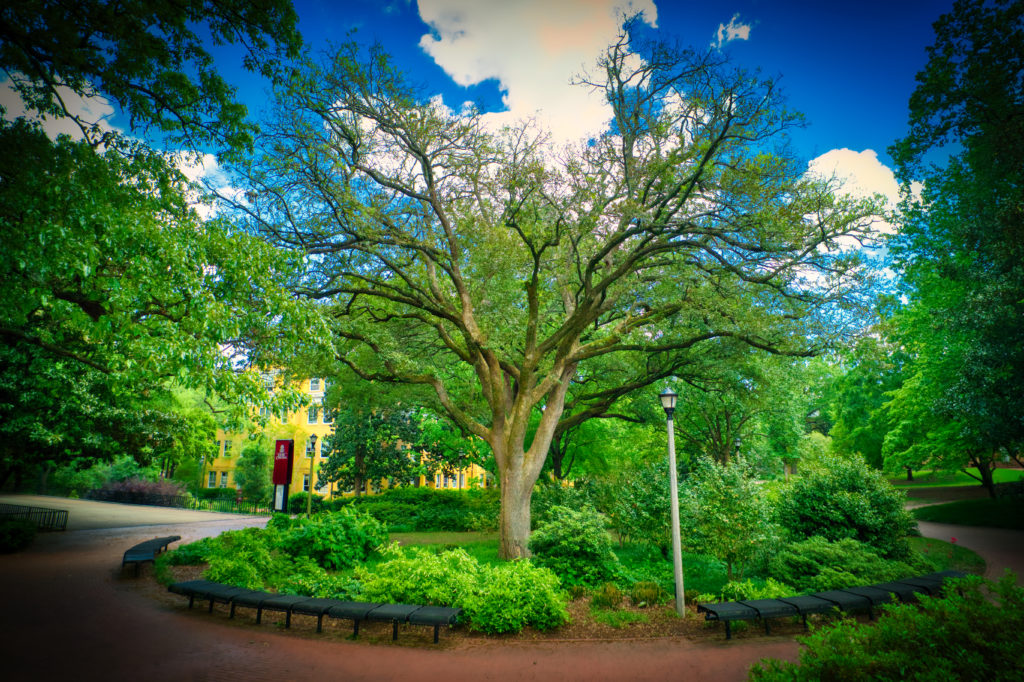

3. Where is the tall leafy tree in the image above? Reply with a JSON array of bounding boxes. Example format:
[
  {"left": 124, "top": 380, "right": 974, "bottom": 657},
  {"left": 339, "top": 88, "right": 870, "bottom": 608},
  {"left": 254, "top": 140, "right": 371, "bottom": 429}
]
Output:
[
  {"left": 235, "top": 28, "right": 878, "bottom": 558},
  {"left": 0, "top": 0, "right": 300, "bottom": 157},
  {"left": 885, "top": 0, "right": 1024, "bottom": 492},
  {"left": 0, "top": 2, "right": 313, "bottom": 483}
]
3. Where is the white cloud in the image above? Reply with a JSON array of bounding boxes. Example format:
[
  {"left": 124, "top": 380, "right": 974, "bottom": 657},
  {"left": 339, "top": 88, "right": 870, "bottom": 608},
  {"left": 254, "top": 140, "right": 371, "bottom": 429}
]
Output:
[
  {"left": 1, "top": 77, "right": 117, "bottom": 141},
  {"left": 712, "top": 13, "right": 751, "bottom": 49},
  {"left": 417, "top": 0, "right": 657, "bottom": 144},
  {"left": 807, "top": 148, "right": 921, "bottom": 250}
]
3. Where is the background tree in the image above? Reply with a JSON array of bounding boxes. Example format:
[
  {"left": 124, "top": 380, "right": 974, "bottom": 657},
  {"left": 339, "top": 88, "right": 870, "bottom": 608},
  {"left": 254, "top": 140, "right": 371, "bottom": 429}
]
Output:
[
  {"left": 234, "top": 439, "right": 273, "bottom": 504},
  {"left": 883, "top": 0, "right": 1024, "bottom": 489},
  {"left": 319, "top": 407, "right": 422, "bottom": 496},
  {"left": 0, "top": 4, "right": 313, "bottom": 484},
  {"left": 0, "top": 0, "right": 301, "bottom": 157},
  {"left": 234, "top": 28, "right": 878, "bottom": 558}
]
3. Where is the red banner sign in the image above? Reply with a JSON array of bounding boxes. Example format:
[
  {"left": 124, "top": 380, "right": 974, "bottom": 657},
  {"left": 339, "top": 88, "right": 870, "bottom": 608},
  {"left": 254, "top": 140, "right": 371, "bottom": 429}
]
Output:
[{"left": 272, "top": 439, "right": 294, "bottom": 485}]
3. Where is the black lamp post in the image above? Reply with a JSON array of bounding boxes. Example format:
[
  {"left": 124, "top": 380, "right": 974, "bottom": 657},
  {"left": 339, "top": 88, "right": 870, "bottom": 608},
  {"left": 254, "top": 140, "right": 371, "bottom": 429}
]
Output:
[{"left": 306, "top": 433, "right": 318, "bottom": 517}]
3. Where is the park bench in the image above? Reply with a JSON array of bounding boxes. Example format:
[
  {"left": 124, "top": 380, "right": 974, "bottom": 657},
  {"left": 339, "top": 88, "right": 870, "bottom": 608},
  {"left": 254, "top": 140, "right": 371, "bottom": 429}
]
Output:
[
  {"left": 121, "top": 535, "right": 180, "bottom": 576},
  {"left": 697, "top": 571, "right": 966, "bottom": 639},
  {"left": 168, "top": 581, "right": 463, "bottom": 643}
]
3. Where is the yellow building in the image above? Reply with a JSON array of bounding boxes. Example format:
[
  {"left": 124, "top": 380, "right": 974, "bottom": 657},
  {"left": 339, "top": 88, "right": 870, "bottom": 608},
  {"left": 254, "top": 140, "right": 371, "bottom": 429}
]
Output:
[{"left": 203, "top": 374, "right": 491, "bottom": 497}]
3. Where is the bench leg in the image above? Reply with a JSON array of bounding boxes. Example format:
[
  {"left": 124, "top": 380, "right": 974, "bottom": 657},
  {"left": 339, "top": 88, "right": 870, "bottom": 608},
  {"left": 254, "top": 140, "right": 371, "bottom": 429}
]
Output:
[
  {"left": 353, "top": 620, "right": 360, "bottom": 638},
  {"left": 256, "top": 607, "right": 263, "bottom": 625},
  {"left": 764, "top": 619, "right": 771, "bottom": 635},
  {"left": 208, "top": 599, "right": 215, "bottom": 613},
  {"left": 187, "top": 595, "right": 195, "bottom": 609},
  {"left": 433, "top": 624, "right": 440, "bottom": 644},
  {"left": 802, "top": 614, "right": 809, "bottom": 631},
  {"left": 230, "top": 603, "right": 236, "bottom": 619},
  {"left": 135, "top": 562, "right": 140, "bottom": 578},
  {"left": 285, "top": 610, "right": 292, "bottom": 629},
  {"left": 725, "top": 622, "right": 732, "bottom": 640},
  {"left": 392, "top": 620, "right": 398, "bottom": 641},
  {"left": 316, "top": 614, "right": 324, "bottom": 633}
]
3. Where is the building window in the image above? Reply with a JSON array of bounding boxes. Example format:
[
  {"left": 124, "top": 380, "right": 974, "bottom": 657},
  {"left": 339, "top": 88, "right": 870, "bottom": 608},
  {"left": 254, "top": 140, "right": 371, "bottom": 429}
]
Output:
[
  {"left": 214, "top": 440, "right": 221, "bottom": 457},
  {"left": 322, "top": 408, "right": 333, "bottom": 424},
  {"left": 223, "top": 440, "right": 232, "bottom": 457},
  {"left": 307, "top": 405, "right": 318, "bottom": 424},
  {"left": 305, "top": 437, "right": 317, "bottom": 458},
  {"left": 303, "top": 474, "right": 310, "bottom": 492},
  {"left": 310, "top": 378, "right": 321, "bottom": 391},
  {"left": 459, "top": 473, "right": 465, "bottom": 489},
  {"left": 220, "top": 472, "right": 228, "bottom": 488},
  {"left": 207, "top": 472, "right": 216, "bottom": 488},
  {"left": 258, "top": 405, "right": 270, "bottom": 419}
]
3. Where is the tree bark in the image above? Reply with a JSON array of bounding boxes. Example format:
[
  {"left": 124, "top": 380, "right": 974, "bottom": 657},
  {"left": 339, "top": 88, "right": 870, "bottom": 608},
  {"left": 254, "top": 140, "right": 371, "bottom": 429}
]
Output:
[{"left": 498, "top": 466, "right": 535, "bottom": 559}]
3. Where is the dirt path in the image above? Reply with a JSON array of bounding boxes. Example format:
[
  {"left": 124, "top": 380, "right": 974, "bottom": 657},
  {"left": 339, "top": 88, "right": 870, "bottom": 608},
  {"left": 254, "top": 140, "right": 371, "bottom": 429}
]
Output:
[{"left": 0, "top": 496, "right": 798, "bottom": 681}]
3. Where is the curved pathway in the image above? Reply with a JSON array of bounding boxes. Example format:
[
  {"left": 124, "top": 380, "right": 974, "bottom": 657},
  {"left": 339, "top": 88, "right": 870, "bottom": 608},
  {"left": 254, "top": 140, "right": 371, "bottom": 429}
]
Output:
[{"left": 0, "top": 496, "right": 797, "bottom": 682}]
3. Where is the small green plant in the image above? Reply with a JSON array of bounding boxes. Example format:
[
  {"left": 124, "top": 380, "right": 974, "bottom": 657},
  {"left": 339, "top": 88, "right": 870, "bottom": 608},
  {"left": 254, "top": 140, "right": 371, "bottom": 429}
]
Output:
[
  {"left": 591, "top": 608, "right": 649, "bottom": 628},
  {"left": 270, "top": 507, "right": 388, "bottom": 570},
  {"left": 591, "top": 582, "right": 624, "bottom": 609},
  {"left": 719, "top": 577, "right": 794, "bottom": 601},
  {"left": 566, "top": 584, "right": 588, "bottom": 600},
  {"left": 630, "top": 580, "right": 665, "bottom": 607}
]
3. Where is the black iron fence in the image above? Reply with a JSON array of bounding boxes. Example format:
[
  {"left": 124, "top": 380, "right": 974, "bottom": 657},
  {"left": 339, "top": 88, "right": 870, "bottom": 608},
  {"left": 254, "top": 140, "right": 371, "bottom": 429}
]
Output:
[
  {"left": 84, "top": 489, "right": 271, "bottom": 516},
  {"left": 0, "top": 503, "right": 68, "bottom": 531}
]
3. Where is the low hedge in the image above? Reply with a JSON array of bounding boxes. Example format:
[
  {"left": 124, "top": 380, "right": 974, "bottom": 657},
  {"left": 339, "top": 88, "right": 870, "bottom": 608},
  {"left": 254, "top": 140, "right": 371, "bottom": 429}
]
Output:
[
  {"left": 333, "top": 486, "right": 499, "bottom": 532},
  {"left": 750, "top": 573, "right": 1024, "bottom": 681}
]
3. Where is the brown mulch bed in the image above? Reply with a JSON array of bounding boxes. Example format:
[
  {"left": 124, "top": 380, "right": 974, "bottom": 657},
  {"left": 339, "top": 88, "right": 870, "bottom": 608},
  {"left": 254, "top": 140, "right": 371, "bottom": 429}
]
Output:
[{"left": 134, "top": 564, "right": 841, "bottom": 650}]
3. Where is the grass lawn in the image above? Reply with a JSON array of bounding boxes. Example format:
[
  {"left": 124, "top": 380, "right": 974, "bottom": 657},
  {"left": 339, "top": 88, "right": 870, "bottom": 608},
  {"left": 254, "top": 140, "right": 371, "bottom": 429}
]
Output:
[
  {"left": 908, "top": 536, "right": 986, "bottom": 575},
  {"left": 913, "top": 497, "right": 1024, "bottom": 531},
  {"left": 892, "top": 468, "right": 1024, "bottom": 489}
]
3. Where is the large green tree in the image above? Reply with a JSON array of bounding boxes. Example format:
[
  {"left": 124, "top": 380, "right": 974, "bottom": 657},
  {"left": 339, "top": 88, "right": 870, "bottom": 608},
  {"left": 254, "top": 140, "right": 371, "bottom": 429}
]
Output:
[
  {"left": 0, "top": 2, "right": 313, "bottom": 484},
  {"left": 234, "top": 29, "right": 877, "bottom": 558},
  {"left": 884, "top": 0, "right": 1024, "bottom": 492},
  {"left": 0, "top": 0, "right": 300, "bottom": 157}
]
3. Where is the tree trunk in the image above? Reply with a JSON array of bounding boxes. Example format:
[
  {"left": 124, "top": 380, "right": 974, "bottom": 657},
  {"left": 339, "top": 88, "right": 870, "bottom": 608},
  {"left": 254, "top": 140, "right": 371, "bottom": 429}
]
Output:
[
  {"left": 906, "top": 467, "right": 913, "bottom": 481},
  {"left": 498, "top": 465, "right": 535, "bottom": 559}
]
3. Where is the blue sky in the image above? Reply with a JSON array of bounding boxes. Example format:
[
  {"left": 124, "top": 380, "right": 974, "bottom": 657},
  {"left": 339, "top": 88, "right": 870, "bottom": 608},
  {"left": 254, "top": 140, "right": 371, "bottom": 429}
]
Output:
[
  {"left": 2, "top": 0, "right": 953, "bottom": 207},
  {"left": 212, "top": 0, "right": 950, "bottom": 208}
]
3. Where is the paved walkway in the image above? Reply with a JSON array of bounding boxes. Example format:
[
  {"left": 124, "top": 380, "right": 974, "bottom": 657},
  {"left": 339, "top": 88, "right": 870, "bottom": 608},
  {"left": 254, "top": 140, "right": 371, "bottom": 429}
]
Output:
[
  {"left": 0, "top": 495, "right": 797, "bottom": 682},
  {"left": 2, "top": 493, "right": 1020, "bottom": 681}
]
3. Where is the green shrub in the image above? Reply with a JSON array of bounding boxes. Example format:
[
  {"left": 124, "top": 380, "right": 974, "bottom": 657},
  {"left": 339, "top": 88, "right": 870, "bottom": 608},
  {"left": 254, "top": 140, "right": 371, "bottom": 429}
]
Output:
[
  {"left": 681, "top": 457, "right": 778, "bottom": 581},
  {"left": 768, "top": 536, "right": 922, "bottom": 593},
  {"left": 601, "top": 461, "right": 673, "bottom": 547},
  {"left": 270, "top": 507, "right": 388, "bottom": 570},
  {"left": 357, "top": 545, "right": 568, "bottom": 634},
  {"left": 202, "top": 527, "right": 282, "bottom": 590},
  {"left": 197, "top": 487, "right": 238, "bottom": 501},
  {"left": 275, "top": 556, "right": 361, "bottom": 599},
  {"left": 531, "top": 483, "right": 596, "bottom": 528},
  {"left": 0, "top": 518, "right": 36, "bottom": 552},
  {"left": 750, "top": 573, "right": 1024, "bottom": 681},
  {"left": 287, "top": 491, "right": 326, "bottom": 514},
  {"left": 719, "top": 577, "right": 794, "bottom": 601},
  {"left": 630, "top": 580, "right": 665, "bottom": 607},
  {"left": 529, "top": 505, "right": 620, "bottom": 587},
  {"left": 358, "top": 545, "right": 480, "bottom": 606},
  {"left": 591, "top": 582, "right": 624, "bottom": 609},
  {"left": 340, "top": 486, "right": 500, "bottom": 532},
  {"left": 776, "top": 455, "right": 913, "bottom": 558},
  {"left": 165, "top": 536, "right": 215, "bottom": 565},
  {"left": 462, "top": 560, "right": 569, "bottom": 634}
]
